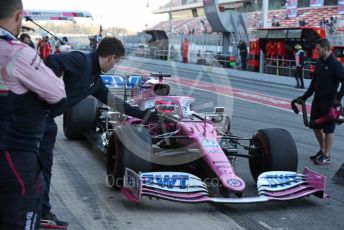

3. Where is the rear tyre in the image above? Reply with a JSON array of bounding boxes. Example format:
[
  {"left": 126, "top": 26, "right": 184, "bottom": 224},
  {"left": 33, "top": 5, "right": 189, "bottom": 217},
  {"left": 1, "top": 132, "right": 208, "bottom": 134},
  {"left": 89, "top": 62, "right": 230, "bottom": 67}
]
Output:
[
  {"left": 63, "top": 97, "right": 97, "bottom": 140},
  {"left": 106, "top": 126, "right": 153, "bottom": 189},
  {"left": 249, "top": 128, "right": 298, "bottom": 182}
]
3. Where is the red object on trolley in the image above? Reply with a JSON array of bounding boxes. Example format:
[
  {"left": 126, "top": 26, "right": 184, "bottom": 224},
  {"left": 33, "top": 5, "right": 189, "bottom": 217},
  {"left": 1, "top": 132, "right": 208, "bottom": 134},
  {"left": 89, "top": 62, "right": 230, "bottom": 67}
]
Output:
[
  {"left": 248, "top": 40, "right": 259, "bottom": 72},
  {"left": 312, "top": 48, "right": 319, "bottom": 60},
  {"left": 265, "top": 41, "right": 273, "bottom": 57},
  {"left": 331, "top": 46, "right": 344, "bottom": 64},
  {"left": 309, "top": 48, "right": 319, "bottom": 73},
  {"left": 270, "top": 42, "right": 277, "bottom": 58},
  {"left": 276, "top": 41, "right": 285, "bottom": 57}
]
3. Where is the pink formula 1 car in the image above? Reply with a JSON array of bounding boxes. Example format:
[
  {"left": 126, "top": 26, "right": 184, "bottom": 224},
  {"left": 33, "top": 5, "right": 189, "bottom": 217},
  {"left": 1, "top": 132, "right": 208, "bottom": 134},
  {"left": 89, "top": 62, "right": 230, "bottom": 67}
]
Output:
[{"left": 63, "top": 73, "right": 327, "bottom": 204}]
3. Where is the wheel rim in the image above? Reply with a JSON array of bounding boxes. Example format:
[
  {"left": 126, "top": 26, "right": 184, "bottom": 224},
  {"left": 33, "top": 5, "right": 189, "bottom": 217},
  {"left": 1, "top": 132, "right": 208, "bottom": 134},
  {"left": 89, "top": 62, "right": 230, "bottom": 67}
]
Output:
[{"left": 249, "top": 133, "right": 268, "bottom": 181}]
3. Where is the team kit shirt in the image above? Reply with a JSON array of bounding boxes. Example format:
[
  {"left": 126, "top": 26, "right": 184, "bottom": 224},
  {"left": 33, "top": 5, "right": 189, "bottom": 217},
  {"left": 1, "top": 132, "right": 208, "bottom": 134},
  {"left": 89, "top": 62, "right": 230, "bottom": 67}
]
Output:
[{"left": 0, "top": 27, "right": 66, "bottom": 153}]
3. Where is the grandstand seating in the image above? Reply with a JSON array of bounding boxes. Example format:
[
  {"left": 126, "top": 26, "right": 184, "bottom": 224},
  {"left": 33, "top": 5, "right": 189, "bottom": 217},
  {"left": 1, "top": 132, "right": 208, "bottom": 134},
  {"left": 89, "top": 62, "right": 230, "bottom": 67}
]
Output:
[
  {"left": 150, "top": 17, "right": 212, "bottom": 35},
  {"left": 256, "top": 6, "right": 343, "bottom": 29},
  {"left": 156, "top": 0, "right": 187, "bottom": 10},
  {"left": 149, "top": 5, "right": 344, "bottom": 35}
]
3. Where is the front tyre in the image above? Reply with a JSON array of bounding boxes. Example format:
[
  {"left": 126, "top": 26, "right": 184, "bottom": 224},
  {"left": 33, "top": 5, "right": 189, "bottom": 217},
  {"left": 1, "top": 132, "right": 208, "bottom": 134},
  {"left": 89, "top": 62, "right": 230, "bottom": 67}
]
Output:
[
  {"left": 106, "top": 126, "right": 153, "bottom": 189},
  {"left": 249, "top": 128, "right": 298, "bottom": 182}
]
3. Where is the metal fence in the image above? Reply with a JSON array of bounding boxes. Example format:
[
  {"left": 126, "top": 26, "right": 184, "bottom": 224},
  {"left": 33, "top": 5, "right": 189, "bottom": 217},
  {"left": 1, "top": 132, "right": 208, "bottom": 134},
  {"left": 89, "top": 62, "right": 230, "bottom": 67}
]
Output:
[
  {"left": 66, "top": 30, "right": 344, "bottom": 52},
  {"left": 125, "top": 45, "right": 322, "bottom": 79},
  {"left": 265, "top": 58, "right": 316, "bottom": 78},
  {"left": 119, "top": 33, "right": 226, "bottom": 47},
  {"left": 120, "top": 31, "right": 344, "bottom": 48},
  {"left": 125, "top": 46, "right": 235, "bottom": 66}
]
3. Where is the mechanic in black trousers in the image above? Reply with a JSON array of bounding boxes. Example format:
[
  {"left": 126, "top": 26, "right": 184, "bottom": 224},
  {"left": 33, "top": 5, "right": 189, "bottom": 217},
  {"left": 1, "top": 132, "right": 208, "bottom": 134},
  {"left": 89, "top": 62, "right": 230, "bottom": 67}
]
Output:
[
  {"left": 237, "top": 40, "right": 248, "bottom": 70},
  {"left": 40, "top": 37, "right": 158, "bottom": 229},
  {"left": 295, "top": 38, "right": 344, "bottom": 165},
  {"left": 0, "top": 1, "right": 67, "bottom": 229}
]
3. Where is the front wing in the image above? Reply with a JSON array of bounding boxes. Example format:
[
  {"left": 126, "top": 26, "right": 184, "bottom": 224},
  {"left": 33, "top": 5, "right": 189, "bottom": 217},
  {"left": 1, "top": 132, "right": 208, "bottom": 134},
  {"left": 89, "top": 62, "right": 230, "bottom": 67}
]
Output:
[{"left": 121, "top": 168, "right": 327, "bottom": 204}]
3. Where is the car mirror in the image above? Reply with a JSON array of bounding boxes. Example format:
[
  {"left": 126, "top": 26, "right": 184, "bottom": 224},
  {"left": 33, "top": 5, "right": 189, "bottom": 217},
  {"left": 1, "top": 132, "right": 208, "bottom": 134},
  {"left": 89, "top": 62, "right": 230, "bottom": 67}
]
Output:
[{"left": 214, "top": 107, "right": 224, "bottom": 114}]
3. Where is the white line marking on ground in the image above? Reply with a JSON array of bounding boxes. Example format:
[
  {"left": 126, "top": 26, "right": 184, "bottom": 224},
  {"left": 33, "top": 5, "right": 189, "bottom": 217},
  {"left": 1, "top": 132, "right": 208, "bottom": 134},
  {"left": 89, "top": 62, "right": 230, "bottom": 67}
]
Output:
[{"left": 258, "top": 221, "right": 273, "bottom": 230}]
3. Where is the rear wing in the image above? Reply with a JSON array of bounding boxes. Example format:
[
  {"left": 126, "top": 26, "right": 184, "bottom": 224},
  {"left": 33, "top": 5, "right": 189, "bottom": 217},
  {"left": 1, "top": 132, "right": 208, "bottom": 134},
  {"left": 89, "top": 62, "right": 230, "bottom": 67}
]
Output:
[
  {"left": 150, "top": 72, "right": 171, "bottom": 82},
  {"left": 101, "top": 75, "right": 143, "bottom": 101}
]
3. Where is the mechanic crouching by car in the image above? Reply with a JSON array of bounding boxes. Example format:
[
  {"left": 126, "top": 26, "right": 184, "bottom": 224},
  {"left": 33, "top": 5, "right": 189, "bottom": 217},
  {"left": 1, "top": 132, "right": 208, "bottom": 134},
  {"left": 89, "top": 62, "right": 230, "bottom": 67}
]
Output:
[
  {"left": 0, "top": 0, "right": 67, "bottom": 229},
  {"left": 39, "top": 36, "right": 158, "bottom": 229},
  {"left": 294, "top": 38, "right": 344, "bottom": 165}
]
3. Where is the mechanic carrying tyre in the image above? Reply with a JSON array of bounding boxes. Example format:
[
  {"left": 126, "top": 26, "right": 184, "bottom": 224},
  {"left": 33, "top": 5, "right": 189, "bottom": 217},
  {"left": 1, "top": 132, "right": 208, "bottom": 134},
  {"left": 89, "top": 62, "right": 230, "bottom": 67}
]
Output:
[
  {"left": 0, "top": 0, "right": 67, "bottom": 229},
  {"left": 292, "top": 38, "right": 344, "bottom": 165},
  {"left": 39, "top": 37, "right": 159, "bottom": 229}
]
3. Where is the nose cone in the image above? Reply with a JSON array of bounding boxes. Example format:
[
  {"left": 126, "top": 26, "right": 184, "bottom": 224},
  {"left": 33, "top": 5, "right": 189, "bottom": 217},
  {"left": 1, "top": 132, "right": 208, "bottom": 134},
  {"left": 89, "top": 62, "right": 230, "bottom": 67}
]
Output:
[{"left": 221, "top": 175, "right": 246, "bottom": 192}]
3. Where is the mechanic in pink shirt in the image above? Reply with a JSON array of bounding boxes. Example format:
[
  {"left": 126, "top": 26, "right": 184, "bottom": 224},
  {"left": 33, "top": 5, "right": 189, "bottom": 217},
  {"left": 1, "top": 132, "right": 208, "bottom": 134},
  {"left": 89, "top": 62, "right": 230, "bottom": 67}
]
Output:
[{"left": 0, "top": 0, "right": 66, "bottom": 229}]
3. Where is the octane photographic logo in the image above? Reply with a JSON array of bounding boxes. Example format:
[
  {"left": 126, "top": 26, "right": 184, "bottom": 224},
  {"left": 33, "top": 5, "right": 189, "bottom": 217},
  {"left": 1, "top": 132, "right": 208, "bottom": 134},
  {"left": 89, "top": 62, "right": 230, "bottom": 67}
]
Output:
[{"left": 108, "top": 40, "right": 234, "bottom": 166}]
